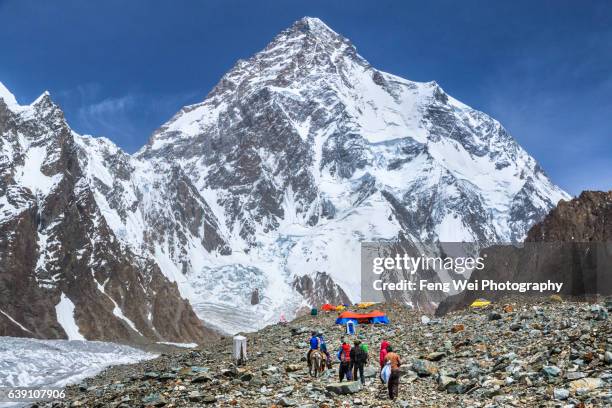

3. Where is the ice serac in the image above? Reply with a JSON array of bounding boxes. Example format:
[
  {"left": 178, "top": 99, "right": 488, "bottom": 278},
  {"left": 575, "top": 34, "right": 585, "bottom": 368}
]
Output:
[
  {"left": 0, "top": 87, "right": 213, "bottom": 343},
  {"left": 136, "top": 17, "right": 569, "bottom": 327}
]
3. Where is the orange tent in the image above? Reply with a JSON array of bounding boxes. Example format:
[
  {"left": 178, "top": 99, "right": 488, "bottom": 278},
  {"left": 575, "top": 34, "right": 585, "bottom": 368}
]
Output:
[
  {"left": 321, "top": 304, "right": 335, "bottom": 311},
  {"left": 335, "top": 310, "right": 389, "bottom": 324}
]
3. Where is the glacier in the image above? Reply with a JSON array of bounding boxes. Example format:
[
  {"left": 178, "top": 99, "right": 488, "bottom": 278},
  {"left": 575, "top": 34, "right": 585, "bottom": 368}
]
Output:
[{"left": 0, "top": 336, "right": 156, "bottom": 408}]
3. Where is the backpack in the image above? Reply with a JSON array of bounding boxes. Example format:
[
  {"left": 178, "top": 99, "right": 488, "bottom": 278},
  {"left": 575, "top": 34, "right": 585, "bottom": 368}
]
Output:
[
  {"left": 338, "top": 347, "right": 350, "bottom": 362},
  {"left": 360, "top": 343, "right": 369, "bottom": 353},
  {"left": 354, "top": 346, "right": 367, "bottom": 363},
  {"left": 341, "top": 350, "right": 350, "bottom": 362}
]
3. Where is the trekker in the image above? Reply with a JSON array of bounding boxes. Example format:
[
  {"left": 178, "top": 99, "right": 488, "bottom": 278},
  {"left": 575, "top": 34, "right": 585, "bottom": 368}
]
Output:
[
  {"left": 352, "top": 340, "right": 367, "bottom": 384},
  {"left": 337, "top": 339, "right": 352, "bottom": 381},
  {"left": 307, "top": 331, "right": 320, "bottom": 365},
  {"left": 379, "top": 340, "right": 390, "bottom": 383},
  {"left": 317, "top": 332, "right": 331, "bottom": 368},
  {"left": 384, "top": 345, "right": 402, "bottom": 400}
]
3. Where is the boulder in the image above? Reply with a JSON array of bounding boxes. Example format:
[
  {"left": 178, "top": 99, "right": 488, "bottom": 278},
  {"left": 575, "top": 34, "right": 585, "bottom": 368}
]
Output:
[
  {"left": 412, "top": 359, "right": 438, "bottom": 376},
  {"left": 325, "top": 381, "right": 362, "bottom": 394}
]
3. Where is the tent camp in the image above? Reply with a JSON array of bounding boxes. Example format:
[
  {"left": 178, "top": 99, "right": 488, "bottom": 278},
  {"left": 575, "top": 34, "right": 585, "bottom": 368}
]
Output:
[{"left": 335, "top": 310, "right": 389, "bottom": 325}]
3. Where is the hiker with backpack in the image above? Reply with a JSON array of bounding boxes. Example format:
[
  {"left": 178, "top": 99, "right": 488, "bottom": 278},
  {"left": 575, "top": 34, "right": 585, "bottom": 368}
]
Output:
[
  {"left": 351, "top": 340, "right": 368, "bottom": 384},
  {"left": 384, "top": 345, "right": 402, "bottom": 400},
  {"left": 337, "top": 339, "right": 352, "bottom": 381},
  {"left": 317, "top": 332, "right": 331, "bottom": 369}
]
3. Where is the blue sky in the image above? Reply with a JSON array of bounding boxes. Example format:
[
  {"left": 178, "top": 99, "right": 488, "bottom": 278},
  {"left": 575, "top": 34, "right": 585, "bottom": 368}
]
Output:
[{"left": 0, "top": 0, "right": 610, "bottom": 195}]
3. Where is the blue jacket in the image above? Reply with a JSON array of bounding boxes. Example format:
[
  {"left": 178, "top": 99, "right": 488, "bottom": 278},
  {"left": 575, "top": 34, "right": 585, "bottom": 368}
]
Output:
[{"left": 309, "top": 336, "right": 320, "bottom": 350}]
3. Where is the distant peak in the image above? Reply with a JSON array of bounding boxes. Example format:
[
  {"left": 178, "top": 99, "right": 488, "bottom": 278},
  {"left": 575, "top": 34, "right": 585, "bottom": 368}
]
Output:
[
  {"left": 0, "top": 82, "right": 56, "bottom": 114},
  {"left": 289, "top": 16, "right": 340, "bottom": 39},
  {"left": 0, "top": 81, "right": 21, "bottom": 109},
  {"left": 297, "top": 16, "right": 328, "bottom": 30},
  {"left": 32, "top": 90, "right": 52, "bottom": 106}
]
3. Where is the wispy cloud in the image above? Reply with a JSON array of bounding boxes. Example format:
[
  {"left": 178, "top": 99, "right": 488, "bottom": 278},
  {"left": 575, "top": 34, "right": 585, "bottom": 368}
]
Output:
[
  {"left": 77, "top": 94, "right": 137, "bottom": 135},
  {"left": 57, "top": 83, "right": 201, "bottom": 152}
]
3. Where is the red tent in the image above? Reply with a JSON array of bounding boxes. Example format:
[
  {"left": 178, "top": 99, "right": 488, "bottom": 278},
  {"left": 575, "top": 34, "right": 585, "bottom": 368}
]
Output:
[
  {"left": 335, "top": 310, "right": 389, "bottom": 324},
  {"left": 321, "top": 303, "right": 335, "bottom": 311}
]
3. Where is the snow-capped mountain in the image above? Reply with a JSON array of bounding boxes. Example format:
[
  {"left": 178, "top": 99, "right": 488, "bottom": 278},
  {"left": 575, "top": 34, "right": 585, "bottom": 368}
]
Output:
[
  {"left": 136, "top": 17, "right": 569, "bottom": 328},
  {"left": 0, "top": 83, "right": 212, "bottom": 343},
  {"left": 0, "top": 17, "right": 569, "bottom": 337}
]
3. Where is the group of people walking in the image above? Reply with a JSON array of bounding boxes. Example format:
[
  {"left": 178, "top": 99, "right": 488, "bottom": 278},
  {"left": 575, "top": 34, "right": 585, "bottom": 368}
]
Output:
[
  {"left": 337, "top": 338, "right": 368, "bottom": 384},
  {"left": 308, "top": 332, "right": 402, "bottom": 400}
]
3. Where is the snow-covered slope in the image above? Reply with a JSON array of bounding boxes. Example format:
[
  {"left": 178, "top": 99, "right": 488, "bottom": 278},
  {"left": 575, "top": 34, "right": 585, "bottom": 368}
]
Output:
[{"left": 0, "top": 17, "right": 570, "bottom": 336}]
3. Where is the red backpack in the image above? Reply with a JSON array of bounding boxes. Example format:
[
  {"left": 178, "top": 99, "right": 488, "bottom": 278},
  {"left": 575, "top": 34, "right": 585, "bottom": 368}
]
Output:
[{"left": 340, "top": 344, "right": 350, "bottom": 362}]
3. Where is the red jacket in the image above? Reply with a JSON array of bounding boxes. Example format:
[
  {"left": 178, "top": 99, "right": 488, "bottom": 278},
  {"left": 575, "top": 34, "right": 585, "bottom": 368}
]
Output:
[
  {"left": 379, "top": 340, "right": 390, "bottom": 367},
  {"left": 340, "top": 343, "right": 351, "bottom": 362}
]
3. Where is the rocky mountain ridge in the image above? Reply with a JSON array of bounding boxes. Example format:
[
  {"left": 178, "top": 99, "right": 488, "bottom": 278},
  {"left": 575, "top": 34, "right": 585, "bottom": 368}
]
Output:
[{"left": 438, "top": 191, "right": 612, "bottom": 315}]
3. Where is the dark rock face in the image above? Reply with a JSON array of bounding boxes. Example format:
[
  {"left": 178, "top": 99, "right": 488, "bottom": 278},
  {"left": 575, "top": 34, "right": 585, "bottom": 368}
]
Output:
[
  {"left": 526, "top": 191, "right": 612, "bottom": 242},
  {"left": 250, "top": 288, "right": 260, "bottom": 305},
  {"left": 0, "top": 93, "right": 212, "bottom": 343},
  {"left": 437, "top": 191, "right": 612, "bottom": 316},
  {"left": 293, "top": 272, "right": 350, "bottom": 306}
]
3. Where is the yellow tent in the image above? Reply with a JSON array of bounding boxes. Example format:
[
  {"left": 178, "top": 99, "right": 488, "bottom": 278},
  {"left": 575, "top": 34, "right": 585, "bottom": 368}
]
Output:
[
  {"left": 470, "top": 299, "right": 491, "bottom": 308},
  {"left": 335, "top": 305, "right": 346, "bottom": 311},
  {"left": 357, "top": 302, "right": 376, "bottom": 309}
]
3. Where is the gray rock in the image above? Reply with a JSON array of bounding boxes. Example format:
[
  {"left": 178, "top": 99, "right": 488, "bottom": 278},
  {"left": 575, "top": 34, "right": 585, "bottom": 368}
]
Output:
[
  {"left": 277, "top": 397, "right": 297, "bottom": 406},
  {"left": 143, "top": 371, "right": 160, "bottom": 379},
  {"left": 437, "top": 375, "right": 457, "bottom": 390},
  {"left": 325, "top": 381, "right": 362, "bottom": 394},
  {"left": 363, "top": 366, "right": 378, "bottom": 378},
  {"left": 191, "top": 372, "right": 213, "bottom": 383},
  {"left": 159, "top": 372, "right": 176, "bottom": 380},
  {"left": 590, "top": 305, "right": 608, "bottom": 320},
  {"left": 553, "top": 388, "right": 569, "bottom": 400},
  {"left": 542, "top": 365, "right": 561, "bottom": 377},
  {"left": 412, "top": 359, "right": 438, "bottom": 376},
  {"left": 141, "top": 393, "right": 166, "bottom": 406},
  {"left": 426, "top": 352, "right": 446, "bottom": 362},
  {"left": 566, "top": 371, "right": 587, "bottom": 380},
  {"left": 488, "top": 312, "right": 502, "bottom": 321}
]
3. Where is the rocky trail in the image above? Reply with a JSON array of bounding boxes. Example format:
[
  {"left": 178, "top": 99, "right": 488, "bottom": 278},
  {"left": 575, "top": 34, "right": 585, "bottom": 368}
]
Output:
[{"left": 33, "top": 296, "right": 611, "bottom": 407}]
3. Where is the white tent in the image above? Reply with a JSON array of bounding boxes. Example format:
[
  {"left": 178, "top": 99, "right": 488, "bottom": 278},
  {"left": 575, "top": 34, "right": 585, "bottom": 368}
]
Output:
[{"left": 233, "top": 335, "right": 247, "bottom": 364}]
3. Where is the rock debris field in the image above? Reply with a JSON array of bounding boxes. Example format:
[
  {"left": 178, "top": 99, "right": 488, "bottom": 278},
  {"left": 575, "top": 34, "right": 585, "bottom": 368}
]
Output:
[{"left": 32, "top": 296, "right": 611, "bottom": 407}]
